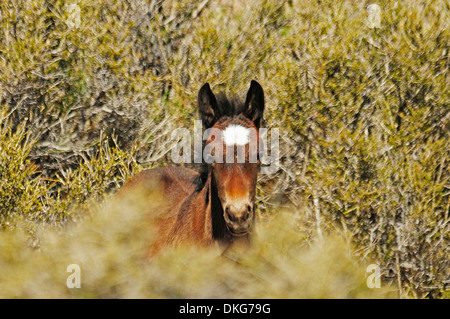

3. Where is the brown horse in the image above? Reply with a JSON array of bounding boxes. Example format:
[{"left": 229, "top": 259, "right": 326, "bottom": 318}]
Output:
[{"left": 117, "top": 80, "right": 265, "bottom": 256}]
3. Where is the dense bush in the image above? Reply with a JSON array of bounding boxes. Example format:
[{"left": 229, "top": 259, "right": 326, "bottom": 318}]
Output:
[
  {"left": 0, "top": 202, "right": 395, "bottom": 298},
  {"left": 0, "top": 0, "right": 448, "bottom": 298}
]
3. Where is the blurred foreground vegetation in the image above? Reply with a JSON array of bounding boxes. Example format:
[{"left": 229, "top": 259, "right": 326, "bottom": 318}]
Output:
[{"left": 0, "top": 0, "right": 448, "bottom": 298}]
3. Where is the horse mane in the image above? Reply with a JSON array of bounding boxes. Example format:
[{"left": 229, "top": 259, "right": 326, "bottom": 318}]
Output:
[{"left": 215, "top": 92, "right": 245, "bottom": 118}]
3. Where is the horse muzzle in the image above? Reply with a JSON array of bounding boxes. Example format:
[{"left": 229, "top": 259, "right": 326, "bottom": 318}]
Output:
[{"left": 223, "top": 203, "right": 254, "bottom": 236}]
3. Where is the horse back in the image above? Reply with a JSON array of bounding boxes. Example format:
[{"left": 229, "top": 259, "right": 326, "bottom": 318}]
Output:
[{"left": 117, "top": 166, "right": 200, "bottom": 217}]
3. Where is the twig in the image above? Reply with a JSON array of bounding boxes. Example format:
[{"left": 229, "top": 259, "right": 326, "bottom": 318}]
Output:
[
  {"left": 300, "top": 143, "right": 310, "bottom": 181},
  {"left": 192, "top": 0, "right": 210, "bottom": 18},
  {"left": 313, "top": 192, "right": 323, "bottom": 240}
]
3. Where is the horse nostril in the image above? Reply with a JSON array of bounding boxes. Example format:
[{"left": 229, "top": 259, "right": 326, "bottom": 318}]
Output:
[
  {"left": 225, "top": 206, "right": 233, "bottom": 221},
  {"left": 225, "top": 204, "right": 253, "bottom": 223}
]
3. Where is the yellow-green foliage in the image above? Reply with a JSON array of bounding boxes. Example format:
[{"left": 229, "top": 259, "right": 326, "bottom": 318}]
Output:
[
  {"left": 0, "top": 0, "right": 448, "bottom": 298},
  {"left": 0, "top": 201, "right": 394, "bottom": 298},
  {"left": 0, "top": 112, "right": 46, "bottom": 228}
]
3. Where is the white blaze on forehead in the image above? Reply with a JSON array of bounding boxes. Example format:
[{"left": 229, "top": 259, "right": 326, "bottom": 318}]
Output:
[{"left": 222, "top": 124, "right": 250, "bottom": 146}]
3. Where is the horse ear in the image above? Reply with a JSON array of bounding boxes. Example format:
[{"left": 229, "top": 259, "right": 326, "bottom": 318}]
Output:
[
  {"left": 198, "top": 83, "right": 220, "bottom": 129},
  {"left": 243, "top": 80, "right": 264, "bottom": 127}
]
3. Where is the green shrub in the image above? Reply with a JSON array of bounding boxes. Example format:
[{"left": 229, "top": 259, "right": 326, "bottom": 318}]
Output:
[
  {"left": 0, "top": 204, "right": 395, "bottom": 298},
  {"left": 0, "top": 0, "right": 448, "bottom": 298},
  {"left": 0, "top": 111, "right": 47, "bottom": 229}
]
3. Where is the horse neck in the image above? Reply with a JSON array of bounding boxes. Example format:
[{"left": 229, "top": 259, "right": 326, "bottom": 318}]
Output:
[{"left": 205, "top": 167, "right": 234, "bottom": 244}]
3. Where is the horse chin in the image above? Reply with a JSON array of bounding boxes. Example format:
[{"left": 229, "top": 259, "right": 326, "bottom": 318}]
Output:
[
  {"left": 225, "top": 224, "right": 250, "bottom": 237},
  {"left": 231, "top": 230, "right": 248, "bottom": 237}
]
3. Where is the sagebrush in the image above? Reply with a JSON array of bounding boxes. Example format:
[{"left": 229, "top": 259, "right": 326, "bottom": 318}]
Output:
[{"left": 0, "top": 0, "right": 448, "bottom": 298}]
